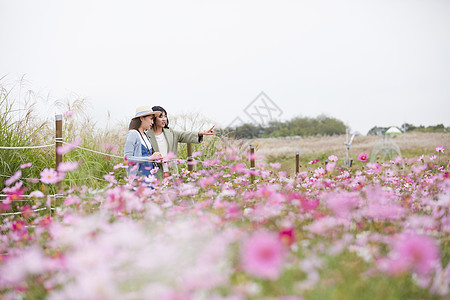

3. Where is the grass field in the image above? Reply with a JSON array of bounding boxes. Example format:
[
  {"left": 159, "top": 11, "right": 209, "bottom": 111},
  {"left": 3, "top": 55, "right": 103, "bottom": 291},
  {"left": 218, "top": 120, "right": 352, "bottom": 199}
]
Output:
[{"left": 246, "top": 132, "right": 450, "bottom": 175}]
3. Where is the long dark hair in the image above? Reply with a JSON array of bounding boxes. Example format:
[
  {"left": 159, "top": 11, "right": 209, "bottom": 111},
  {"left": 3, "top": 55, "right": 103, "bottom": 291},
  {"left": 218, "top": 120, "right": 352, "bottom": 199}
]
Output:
[{"left": 152, "top": 106, "right": 169, "bottom": 129}]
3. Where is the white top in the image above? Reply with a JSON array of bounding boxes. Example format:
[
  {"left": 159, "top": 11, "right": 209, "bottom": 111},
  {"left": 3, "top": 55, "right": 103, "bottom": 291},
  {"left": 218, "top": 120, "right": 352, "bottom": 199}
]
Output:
[
  {"left": 155, "top": 132, "right": 169, "bottom": 172},
  {"left": 139, "top": 132, "right": 153, "bottom": 153}
]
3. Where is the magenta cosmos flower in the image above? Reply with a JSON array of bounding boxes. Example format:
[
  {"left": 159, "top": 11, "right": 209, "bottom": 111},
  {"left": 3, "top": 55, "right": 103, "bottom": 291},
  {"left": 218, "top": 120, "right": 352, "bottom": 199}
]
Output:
[
  {"left": 241, "top": 231, "right": 285, "bottom": 280},
  {"left": 358, "top": 152, "right": 368, "bottom": 162}
]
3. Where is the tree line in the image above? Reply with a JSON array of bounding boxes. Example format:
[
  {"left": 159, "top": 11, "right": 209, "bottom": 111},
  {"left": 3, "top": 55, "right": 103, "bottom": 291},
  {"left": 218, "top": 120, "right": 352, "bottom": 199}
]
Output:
[{"left": 221, "top": 115, "right": 347, "bottom": 139}]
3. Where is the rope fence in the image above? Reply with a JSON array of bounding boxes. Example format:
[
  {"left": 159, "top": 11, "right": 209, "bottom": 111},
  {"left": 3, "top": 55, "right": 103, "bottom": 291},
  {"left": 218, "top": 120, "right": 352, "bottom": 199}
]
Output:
[
  {"left": 0, "top": 207, "right": 53, "bottom": 216},
  {"left": 0, "top": 193, "right": 62, "bottom": 217},
  {"left": 61, "top": 141, "right": 124, "bottom": 159},
  {"left": 0, "top": 143, "right": 56, "bottom": 150}
]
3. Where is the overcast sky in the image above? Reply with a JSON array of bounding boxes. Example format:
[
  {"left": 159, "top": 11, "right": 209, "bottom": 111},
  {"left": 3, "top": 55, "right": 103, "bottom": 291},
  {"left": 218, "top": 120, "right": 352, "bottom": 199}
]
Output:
[{"left": 1, "top": 0, "right": 449, "bottom": 134}]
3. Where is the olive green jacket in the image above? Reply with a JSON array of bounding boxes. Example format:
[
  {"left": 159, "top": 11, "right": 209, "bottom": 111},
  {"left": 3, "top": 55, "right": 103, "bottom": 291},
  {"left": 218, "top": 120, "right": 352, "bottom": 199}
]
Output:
[{"left": 145, "top": 128, "right": 203, "bottom": 180}]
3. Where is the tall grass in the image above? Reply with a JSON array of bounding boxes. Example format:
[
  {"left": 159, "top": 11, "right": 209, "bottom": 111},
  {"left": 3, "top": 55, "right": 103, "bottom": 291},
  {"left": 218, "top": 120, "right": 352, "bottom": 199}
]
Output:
[{"left": 0, "top": 85, "right": 53, "bottom": 192}]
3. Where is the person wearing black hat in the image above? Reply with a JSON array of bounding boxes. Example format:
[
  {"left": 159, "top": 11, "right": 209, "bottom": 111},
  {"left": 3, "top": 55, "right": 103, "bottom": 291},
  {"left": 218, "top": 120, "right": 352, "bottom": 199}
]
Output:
[{"left": 146, "top": 106, "right": 215, "bottom": 180}]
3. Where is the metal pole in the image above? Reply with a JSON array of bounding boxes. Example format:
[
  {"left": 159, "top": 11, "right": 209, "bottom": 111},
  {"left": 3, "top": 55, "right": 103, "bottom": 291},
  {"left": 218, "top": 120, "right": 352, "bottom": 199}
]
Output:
[
  {"left": 295, "top": 152, "right": 299, "bottom": 175},
  {"left": 250, "top": 144, "right": 255, "bottom": 184},
  {"left": 187, "top": 143, "right": 193, "bottom": 172}
]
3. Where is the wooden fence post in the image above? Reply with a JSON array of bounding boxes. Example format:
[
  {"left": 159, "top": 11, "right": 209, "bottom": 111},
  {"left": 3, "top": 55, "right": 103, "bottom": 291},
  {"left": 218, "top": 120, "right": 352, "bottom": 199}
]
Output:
[
  {"left": 250, "top": 144, "right": 255, "bottom": 184},
  {"left": 55, "top": 114, "right": 63, "bottom": 193},
  {"left": 295, "top": 152, "right": 299, "bottom": 175},
  {"left": 187, "top": 142, "right": 193, "bottom": 172}
]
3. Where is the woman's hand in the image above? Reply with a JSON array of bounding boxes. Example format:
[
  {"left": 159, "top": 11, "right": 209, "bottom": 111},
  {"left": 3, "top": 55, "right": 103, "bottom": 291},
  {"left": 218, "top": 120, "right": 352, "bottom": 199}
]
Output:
[
  {"left": 199, "top": 125, "right": 215, "bottom": 137},
  {"left": 148, "top": 152, "right": 163, "bottom": 161}
]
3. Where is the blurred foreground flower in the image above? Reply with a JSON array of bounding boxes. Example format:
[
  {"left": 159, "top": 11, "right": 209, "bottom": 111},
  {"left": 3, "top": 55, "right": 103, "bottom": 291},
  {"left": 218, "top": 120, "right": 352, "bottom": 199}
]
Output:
[
  {"left": 241, "top": 231, "right": 285, "bottom": 280},
  {"left": 381, "top": 233, "right": 440, "bottom": 276}
]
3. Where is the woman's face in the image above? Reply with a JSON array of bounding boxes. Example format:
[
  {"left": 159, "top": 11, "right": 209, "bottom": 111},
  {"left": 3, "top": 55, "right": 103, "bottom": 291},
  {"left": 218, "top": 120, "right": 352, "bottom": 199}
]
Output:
[
  {"left": 154, "top": 112, "right": 167, "bottom": 129},
  {"left": 140, "top": 115, "right": 154, "bottom": 130}
]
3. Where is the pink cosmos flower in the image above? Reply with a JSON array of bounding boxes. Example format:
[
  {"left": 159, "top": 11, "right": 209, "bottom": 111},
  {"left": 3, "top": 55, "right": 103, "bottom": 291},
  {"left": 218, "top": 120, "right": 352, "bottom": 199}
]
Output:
[
  {"left": 187, "top": 160, "right": 198, "bottom": 166},
  {"left": 29, "top": 190, "right": 45, "bottom": 198},
  {"left": 163, "top": 152, "right": 177, "bottom": 163},
  {"left": 429, "top": 155, "right": 437, "bottom": 161},
  {"left": 393, "top": 156, "right": 403, "bottom": 164},
  {"left": 4, "top": 170, "right": 21, "bottom": 186},
  {"left": 40, "top": 168, "right": 59, "bottom": 184},
  {"left": 230, "top": 163, "right": 246, "bottom": 173},
  {"left": 192, "top": 151, "right": 203, "bottom": 157},
  {"left": 226, "top": 203, "right": 242, "bottom": 219},
  {"left": 21, "top": 204, "right": 35, "bottom": 218},
  {"left": 64, "top": 110, "right": 74, "bottom": 118},
  {"left": 20, "top": 162, "right": 32, "bottom": 169},
  {"left": 326, "top": 192, "right": 359, "bottom": 218},
  {"left": 269, "top": 162, "right": 281, "bottom": 169},
  {"left": 328, "top": 155, "right": 338, "bottom": 162},
  {"left": 326, "top": 162, "right": 336, "bottom": 173},
  {"left": 56, "top": 137, "right": 81, "bottom": 155},
  {"left": 241, "top": 231, "right": 285, "bottom": 280},
  {"left": 4, "top": 182, "right": 26, "bottom": 202},
  {"left": 113, "top": 163, "right": 127, "bottom": 170},
  {"left": 366, "top": 162, "right": 382, "bottom": 174},
  {"left": 299, "top": 197, "right": 320, "bottom": 213},
  {"left": 102, "top": 143, "right": 119, "bottom": 154},
  {"left": 257, "top": 162, "right": 267, "bottom": 169},
  {"left": 246, "top": 152, "right": 263, "bottom": 161},
  {"left": 202, "top": 158, "right": 221, "bottom": 167},
  {"left": 384, "top": 233, "right": 440, "bottom": 276},
  {"left": 103, "top": 172, "right": 117, "bottom": 184},
  {"left": 308, "top": 216, "right": 345, "bottom": 235},
  {"left": 64, "top": 195, "right": 81, "bottom": 205},
  {"left": 57, "top": 161, "right": 79, "bottom": 173},
  {"left": 435, "top": 145, "right": 445, "bottom": 153},
  {"left": 358, "top": 152, "right": 368, "bottom": 162},
  {"left": 314, "top": 167, "right": 325, "bottom": 177},
  {"left": 199, "top": 176, "right": 216, "bottom": 188}
]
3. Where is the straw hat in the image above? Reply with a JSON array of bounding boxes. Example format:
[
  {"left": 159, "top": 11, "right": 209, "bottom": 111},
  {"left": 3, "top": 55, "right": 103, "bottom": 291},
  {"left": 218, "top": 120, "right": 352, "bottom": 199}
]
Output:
[{"left": 133, "top": 106, "right": 161, "bottom": 119}]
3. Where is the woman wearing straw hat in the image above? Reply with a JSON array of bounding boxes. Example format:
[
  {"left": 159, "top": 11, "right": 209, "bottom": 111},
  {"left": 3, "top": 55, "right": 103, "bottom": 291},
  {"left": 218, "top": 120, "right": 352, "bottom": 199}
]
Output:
[
  {"left": 124, "top": 106, "right": 163, "bottom": 177},
  {"left": 146, "top": 106, "right": 215, "bottom": 180}
]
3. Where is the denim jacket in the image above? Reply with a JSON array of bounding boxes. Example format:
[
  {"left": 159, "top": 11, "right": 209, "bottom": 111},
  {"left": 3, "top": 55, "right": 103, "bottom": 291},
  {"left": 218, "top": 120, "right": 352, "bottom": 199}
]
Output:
[{"left": 124, "top": 130, "right": 154, "bottom": 176}]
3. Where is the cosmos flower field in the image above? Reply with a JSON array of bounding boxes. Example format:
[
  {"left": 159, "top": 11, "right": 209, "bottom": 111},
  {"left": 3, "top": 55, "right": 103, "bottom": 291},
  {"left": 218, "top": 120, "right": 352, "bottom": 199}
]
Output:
[{"left": 1, "top": 147, "right": 449, "bottom": 299}]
